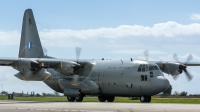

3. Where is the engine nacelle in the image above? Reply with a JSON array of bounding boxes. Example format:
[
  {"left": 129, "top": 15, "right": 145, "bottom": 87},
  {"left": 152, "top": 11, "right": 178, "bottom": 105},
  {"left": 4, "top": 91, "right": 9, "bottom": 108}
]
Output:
[
  {"left": 53, "top": 61, "right": 79, "bottom": 75},
  {"left": 12, "top": 59, "right": 40, "bottom": 73},
  {"left": 14, "top": 68, "right": 51, "bottom": 81},
  {"left": 160, "top": 62, "right": 182, "bottom": 76}
]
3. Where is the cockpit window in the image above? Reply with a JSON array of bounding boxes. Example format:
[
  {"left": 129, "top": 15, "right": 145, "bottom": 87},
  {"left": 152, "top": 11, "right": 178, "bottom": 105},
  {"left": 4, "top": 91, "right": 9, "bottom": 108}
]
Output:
[
  {"left": 149, "top": 65, "right": 160, "bottom": 71},
  {"left": 154, "top": 66, "right": 159, "bottom": 70},
  {"left": 149, "top": 66, "right": 154, "bottom": 71},
  {"left": 137, "top": 64, "right": 149, "bottom": 72}
]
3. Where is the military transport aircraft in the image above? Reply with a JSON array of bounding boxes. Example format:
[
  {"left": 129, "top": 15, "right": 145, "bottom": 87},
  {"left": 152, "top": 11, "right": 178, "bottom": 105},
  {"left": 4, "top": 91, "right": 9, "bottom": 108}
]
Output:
[{"left": 0, "top": 9, "right": 199, "bottom": 103}]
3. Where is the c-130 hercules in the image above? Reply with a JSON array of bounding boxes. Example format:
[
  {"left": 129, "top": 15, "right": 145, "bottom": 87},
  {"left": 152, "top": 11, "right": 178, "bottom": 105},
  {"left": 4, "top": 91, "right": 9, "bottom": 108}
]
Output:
[{"left": 0, "top": 9, "right": 198, "bottom": 103}]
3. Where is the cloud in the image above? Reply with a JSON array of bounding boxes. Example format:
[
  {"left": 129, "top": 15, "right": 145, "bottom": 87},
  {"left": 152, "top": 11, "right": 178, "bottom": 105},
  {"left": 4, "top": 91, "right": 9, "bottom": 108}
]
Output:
[
  {"left": 40, "top": 21, "right": 200, "bottom": 40},
  {"left": 13, "top": 22, "right": 200, "bottom": 39},
  {"left": 109, "top": 49, "right": 166, "bottom": 55},
  {"left": 1, "top": 21, "right": 200, "bottom": 47},
  {"left": 191, "top": 13, "right": 200, "bottom": 20},
  {"left": 0, "top": 31, "right": 20, "bottom": 45}
]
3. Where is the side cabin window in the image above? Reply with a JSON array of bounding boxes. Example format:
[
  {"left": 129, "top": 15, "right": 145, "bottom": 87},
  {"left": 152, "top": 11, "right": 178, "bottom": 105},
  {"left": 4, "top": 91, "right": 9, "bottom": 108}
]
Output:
[
  {"left": 137, "top": 64, "right": 149, "bottom": 72},
  {"left": 141, "top": 75, "right": 147, "bottom": 81}
]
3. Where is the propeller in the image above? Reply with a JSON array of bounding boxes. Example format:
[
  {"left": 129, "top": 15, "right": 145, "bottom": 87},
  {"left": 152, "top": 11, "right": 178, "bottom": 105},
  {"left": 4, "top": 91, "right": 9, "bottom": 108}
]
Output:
[
  {"left": 173, "top": 53, "right": 193, "bottom": 81},
  {"left": 143, "top": 50, "right": 163, "bottom": 70},
  {"left": 42, "top": 47, "right": 48, "bottom": 56},
  {"left": 76, "top": 47, "right": 81, "bottom": 63},
  {"left": 71, "top": 74, "right": 79, "bottom": 86},
  {"left": 71, "top": 47, "right": 82, "bottom": 86},
  {"left": 30, "top": 60, "right": 41, "bottom": 71}
]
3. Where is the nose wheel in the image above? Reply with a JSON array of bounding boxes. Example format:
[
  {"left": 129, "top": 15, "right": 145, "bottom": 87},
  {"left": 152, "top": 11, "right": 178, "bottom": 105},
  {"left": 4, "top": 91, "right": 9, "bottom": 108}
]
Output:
[
  {"left": 98, "top": 96, "right": 115, "bottom": 102},
  {"left": 140, "top": 96, "right": 151, "bottom": 103}
]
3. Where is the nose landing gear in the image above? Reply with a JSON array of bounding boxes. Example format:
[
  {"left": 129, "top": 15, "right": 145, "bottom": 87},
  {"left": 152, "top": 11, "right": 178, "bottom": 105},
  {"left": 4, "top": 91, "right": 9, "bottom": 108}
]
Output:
[
  {"left": 140, "top": 96, "right": 151, "bottom": 103},
  {"left": 98, "top": 96, "right": 115, "bottom": 102}
]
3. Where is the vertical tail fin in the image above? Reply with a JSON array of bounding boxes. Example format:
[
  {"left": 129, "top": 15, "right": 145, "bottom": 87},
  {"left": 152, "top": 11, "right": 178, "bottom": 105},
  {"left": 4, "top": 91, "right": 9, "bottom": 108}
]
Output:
[{"left": 18, "top": 9, "right": 44, "bottom": 58}]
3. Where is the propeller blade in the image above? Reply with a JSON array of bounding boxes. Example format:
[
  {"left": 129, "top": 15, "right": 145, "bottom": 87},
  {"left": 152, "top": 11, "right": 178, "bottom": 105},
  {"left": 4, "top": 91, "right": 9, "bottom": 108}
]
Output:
[
  {"left": 183, "top": 69, "right": 193, "bottom": 81},
  {"left": 172, "top": 53, "right": 194, "bottom": 81},
  {"left": 185, "top": 54, "right": 193, "bottom": 64},
  {"left": 76, "top": 47, "right": 82, "bottom": 62},
  {"left": 71, "top": 47, "right": 82, "bottom": 86},
  {"left": 143, "top": 50, "right": 149, "bottom": 61},
  {"left": 173, "top": 53, "right": 180, "bottom": 63},
  {"left": 173, "top": 75, "right": 179, "bottom": 81},
  {"left": 71, "top": 74, "right": 79, "bottom": 86},
  {"left": 43, "top": 47, "right": 48, "bottom": 55}
]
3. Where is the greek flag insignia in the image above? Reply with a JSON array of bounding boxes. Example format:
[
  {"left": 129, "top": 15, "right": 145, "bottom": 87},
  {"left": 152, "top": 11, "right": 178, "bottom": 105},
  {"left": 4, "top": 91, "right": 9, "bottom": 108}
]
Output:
[{"left": 27, "top": 42, "right": 32, "bottom": 50}]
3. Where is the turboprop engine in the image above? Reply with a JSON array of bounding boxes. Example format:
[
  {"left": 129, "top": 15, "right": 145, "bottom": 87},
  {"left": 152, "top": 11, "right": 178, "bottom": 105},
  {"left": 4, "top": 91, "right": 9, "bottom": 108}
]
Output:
[
  {"left": 12, "top": 59, "right": 51, "bottom": 81},
  {"left": 12, "top": 58, "right": 41, "bottom": 73},
  {"left": 160, "top": 62, "right": 182, "bottom": 75},
  {"left": 53, "top": 61, "right": 80, "bottom": 75}
]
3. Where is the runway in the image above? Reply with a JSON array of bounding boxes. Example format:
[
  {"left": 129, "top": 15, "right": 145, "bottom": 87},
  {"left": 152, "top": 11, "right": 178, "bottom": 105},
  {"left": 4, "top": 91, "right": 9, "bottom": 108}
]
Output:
[{"left": 0, "top": 100, "right": 200, "bottom": 112}]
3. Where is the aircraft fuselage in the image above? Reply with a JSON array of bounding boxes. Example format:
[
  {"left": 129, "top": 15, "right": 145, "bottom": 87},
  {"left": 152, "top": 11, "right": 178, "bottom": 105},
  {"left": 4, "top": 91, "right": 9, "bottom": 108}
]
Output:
[{"left": 43, "top": 59, "right": 170, "bottom": 97}]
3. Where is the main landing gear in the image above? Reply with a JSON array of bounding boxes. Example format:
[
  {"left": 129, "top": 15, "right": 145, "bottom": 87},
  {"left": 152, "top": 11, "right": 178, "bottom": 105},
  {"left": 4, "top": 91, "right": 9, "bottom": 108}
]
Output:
[
  {"left": 67, "top": 95, "right": 84, "bottom": 102},
  {"left": 98, "top": 96, "right": 115, "bottom": 102},
  {"left": 140, "top": 96, "right": 151, "bottom": 103}
]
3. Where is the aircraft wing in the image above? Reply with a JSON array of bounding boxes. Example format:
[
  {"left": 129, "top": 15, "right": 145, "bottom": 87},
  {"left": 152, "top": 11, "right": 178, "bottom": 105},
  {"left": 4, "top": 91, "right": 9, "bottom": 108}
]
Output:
[
  {"left": 182, "top": 62, "right": 200, "bottom": 66},
  {"left": 0, "top": 57, "right": 77, "bottom": 67},
  {"left": 154, "top": 61, "right": 200, "bottom": 66},
  {"left": 0, "top": 57, "right": 93, "bottom": 76},
  {"left": 0, "top": 58, "right": 18, "bottom": 66}
]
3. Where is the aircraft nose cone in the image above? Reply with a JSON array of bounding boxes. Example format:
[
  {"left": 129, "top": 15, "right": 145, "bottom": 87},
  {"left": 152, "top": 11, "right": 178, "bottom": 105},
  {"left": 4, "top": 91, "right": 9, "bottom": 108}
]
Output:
[
  {"left": 151, "top": 76, "right": 170, "bottom": 95},
  {"left": 157, "top": 76, "right": 170, "bottom": 92}
]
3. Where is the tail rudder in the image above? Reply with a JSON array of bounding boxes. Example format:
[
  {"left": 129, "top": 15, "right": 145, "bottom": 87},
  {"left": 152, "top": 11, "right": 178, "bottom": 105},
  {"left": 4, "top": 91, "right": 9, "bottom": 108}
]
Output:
[{"left": 19, "top": 9, "right": 44, "bottom": 58}]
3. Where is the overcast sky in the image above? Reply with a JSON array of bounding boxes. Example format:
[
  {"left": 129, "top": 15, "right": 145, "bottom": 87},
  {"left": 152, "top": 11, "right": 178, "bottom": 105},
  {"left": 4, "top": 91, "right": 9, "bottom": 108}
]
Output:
[{"left": 0, "top": 0, "right": 200, "bottom": 95}]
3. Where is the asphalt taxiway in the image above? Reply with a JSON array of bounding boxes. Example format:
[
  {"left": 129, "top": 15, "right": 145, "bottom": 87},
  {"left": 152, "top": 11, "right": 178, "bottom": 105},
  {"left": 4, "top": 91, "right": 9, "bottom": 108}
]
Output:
[{"left": 0, "top": 100, "right": 200, "bottom": 112}]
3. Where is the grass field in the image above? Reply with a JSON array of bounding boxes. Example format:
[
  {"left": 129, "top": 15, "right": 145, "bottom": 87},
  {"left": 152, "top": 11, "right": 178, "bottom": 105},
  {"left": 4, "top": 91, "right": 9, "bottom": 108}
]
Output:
[{"left": 1, "top": 96, "right": 200, "bottom": 104}]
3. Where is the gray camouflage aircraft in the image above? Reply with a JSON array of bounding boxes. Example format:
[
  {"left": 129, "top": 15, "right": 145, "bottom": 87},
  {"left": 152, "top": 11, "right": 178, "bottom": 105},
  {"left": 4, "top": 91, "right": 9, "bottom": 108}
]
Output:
[{"left": 0, "top": 9, "right": 199, "bottom": 103}]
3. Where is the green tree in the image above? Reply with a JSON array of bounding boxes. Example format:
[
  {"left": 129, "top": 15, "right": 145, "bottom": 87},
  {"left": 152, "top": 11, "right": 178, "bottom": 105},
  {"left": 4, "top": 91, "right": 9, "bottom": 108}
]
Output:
[
  {"left": 36, "top": 93, "right": 41, "bottom": 97},
  {"left": 180, "top": 91, "right": 188, "bottom": 96},
  {"left": 1, "top": 91, "right": 8, "bottom": 96},
  {"left": 173, "top": 91, "right": 180, "bottom": 96},
  {"left": 42, "top": 93, "right": 46, "bottom": 96}
]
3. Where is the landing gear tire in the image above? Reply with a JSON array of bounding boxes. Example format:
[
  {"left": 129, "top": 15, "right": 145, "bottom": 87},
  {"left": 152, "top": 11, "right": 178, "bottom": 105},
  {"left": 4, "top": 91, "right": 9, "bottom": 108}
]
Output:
[
  {"left": 106, "top": 96, "right": 115, "bottom": 102},
  {"left": 146, "top": 96, "right": 151, "bottom": 103},
  {"left": 67, "top": 96, "right": 75, "bottom": 102},
  {"left": 140, "top": 96, "right": 145, "bottom": 103},
  {"left": 98, "top": 96, "right": 106, "bottom": 102},
  {"left": 76, "top": 95, "right": 84, "bottom": 102},
  {"left": 140, "top": 96, "right": 151, "bottom": 103}
]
